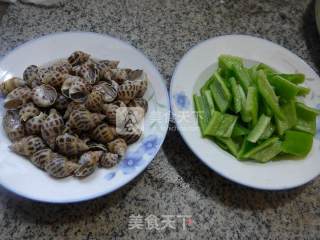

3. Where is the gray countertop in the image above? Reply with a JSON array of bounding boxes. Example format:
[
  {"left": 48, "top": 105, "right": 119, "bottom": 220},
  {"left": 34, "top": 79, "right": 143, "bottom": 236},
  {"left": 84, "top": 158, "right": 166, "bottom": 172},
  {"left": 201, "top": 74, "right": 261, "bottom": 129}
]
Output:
[{"left": 0, "top": 0, "right": 320, "bottom": 239}]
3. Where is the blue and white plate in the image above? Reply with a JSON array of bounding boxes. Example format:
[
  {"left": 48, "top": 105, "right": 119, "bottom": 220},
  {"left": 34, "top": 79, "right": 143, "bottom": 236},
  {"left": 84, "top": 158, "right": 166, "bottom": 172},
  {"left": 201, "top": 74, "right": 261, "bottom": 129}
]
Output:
[
  {"left": 0, "top": 32, "right": 170, "bottom": 203},
  {"left": 171, "top": 35, "right": 320, "bottom": 190}
]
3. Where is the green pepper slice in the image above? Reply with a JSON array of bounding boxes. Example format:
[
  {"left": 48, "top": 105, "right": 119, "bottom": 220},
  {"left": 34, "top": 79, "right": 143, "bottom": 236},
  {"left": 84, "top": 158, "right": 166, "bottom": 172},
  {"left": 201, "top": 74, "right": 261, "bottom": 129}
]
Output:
[
  {"left": 257, "top": 70, "right": 285, "bottom": 120},
  {"left": 282, "top": 130, "right": 313, "bottom": 157}
]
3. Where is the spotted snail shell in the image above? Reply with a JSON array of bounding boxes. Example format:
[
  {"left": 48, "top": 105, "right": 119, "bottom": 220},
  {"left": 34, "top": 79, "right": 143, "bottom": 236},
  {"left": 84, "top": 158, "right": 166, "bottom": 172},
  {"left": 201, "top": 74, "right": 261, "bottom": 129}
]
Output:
[
  {"left": 128, "top": 98, "right": 148, "bottom": 114},
  {"left": 30, "top": 148, "right": 55, "bottom": 170},
  {"left": 84, "top": 91, "right": 104, "bottom": 112},
  {"left": 92, "top": 80, "right": 119, "bottom": 103},
  {"left": 3, "top": 110, "right": 25, "bottom": 141},
  {"left": 53, "top": 94, "right": 70, "bottom": 111},
  {"left": 25, "top": 112, "right": 47, "bottom": 135},
  {"left": 128, "top": 70, "right": 148, "bottom": 98},
  {"left": 44, "top": 154, "right": 80, "bottom": 178},
  {"left": 109, "top": 68, "right": 129, "bottom": 84},
  {"left": 41, "top": 70, "right": 67, "bottom": 89},
  {"left": 73, "top": 62, "right": 99, "bottom": 85},
  {"left": 48, "top": 60, "right": 72, "bottom": 74},
  {"left": 117, "top": 81, "right": 140, "bottom": 103},
  {"left": 91, "top": 123, "right": 116, "bottom": 145},
  {"left": 63, "top": 101, "right": 86, "bottom": 120},
  {"left": 68, "top": 78, "right": 90, "bottom": 102},
  {"left": 9, "top": 135, "right": 46, "bottom": 157},
  {"left": 74, "top": 151, "right": 103, "bottom": 178},
  {"left": 0, "top": 77, "right": 27, "bottom": 96},
  {"left": 118, "top": 122, "right": 142, "bottom": 144},
  {"left": 68, "top": 51, "right": 90, "bottom": 66},
  {"left": 107, "top": 138, "right": 127, "bottom": 157},
  {"left": 68, "top": 109, "right": 105, "bottom": 132},
  {"left": 99, "top": 152, "right": 119, "bottom": 168},
  {"left": 55, "top": 133, "right": 89, "bottom": 156},
  {"left": 86, "top": 141, "right": 108, "bottom": 151},
  {"left": 32, "top": 84, "right": 57, "bottom": 108},
  {"left": 23, "top": 65, "right": 40, "bottom": 87},
  {"left": 4, "top": 86, "right": 32, "bottom": 110},
  {"left": 61, "top": 75, "right": 81, "bottom": 99},
  {"left": 102, "top": 100, "right": 128, "bottom": 126},
  {"left": 19, "top": 102, "right": 40, "bottom": 122},
  {"left": 41, "top": 109, "right": 64, "bottom": 149}
]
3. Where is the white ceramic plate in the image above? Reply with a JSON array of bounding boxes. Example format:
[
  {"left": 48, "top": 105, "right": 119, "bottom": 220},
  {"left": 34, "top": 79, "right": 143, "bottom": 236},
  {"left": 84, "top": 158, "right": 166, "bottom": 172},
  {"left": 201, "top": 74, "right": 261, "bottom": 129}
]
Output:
[
  {"left": 0, "top": 32, "right": 170, "bottom": 203},
  {"left": 171, "top": 35, "right": 320, "bottom": 190}
]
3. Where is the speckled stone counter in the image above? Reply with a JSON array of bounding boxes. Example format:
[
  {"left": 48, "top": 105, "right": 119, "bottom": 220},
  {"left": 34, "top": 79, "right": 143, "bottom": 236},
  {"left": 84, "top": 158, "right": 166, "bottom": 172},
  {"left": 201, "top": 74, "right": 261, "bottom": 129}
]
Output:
[{"left": 0, "top": 0, "right": 320, "bottom": 239}]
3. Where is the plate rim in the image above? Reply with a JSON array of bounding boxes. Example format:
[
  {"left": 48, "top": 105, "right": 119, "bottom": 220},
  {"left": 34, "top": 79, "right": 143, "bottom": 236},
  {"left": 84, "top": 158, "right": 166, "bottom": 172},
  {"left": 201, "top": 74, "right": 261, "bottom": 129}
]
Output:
[
  {"left": 170, "top": 34, "right": 320, "bottom": 191},
  {"left": 0, "top": 31, "right": 170, "bottom": 203}
]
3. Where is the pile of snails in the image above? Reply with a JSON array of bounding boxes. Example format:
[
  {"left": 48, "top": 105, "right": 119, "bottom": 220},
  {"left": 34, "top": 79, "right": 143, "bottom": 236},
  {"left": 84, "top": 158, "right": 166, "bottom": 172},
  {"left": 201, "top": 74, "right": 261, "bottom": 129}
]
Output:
[{"left": 1, "top": 51, "right": 148, "bottom": 179}]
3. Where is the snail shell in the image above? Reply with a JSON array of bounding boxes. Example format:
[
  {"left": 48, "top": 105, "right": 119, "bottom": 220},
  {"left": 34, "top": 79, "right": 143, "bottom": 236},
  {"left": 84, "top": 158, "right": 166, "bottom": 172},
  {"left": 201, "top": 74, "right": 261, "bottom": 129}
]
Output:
[
  {"left": 3, "top": 110, "right": 25, "bottom": 141},
  {"left": 55, "top": 133, "right": 89, "bottom": 156},
  {"left": 68, "top": 109, "right": 105, "bottom": 132},
  {"left": 61, "top": 75, "right": 81, "bottom": 98},
  {"left": 63, "top": 101, "right": 86, "bottom": 119},
  {"left": 68, "top": 51, "right": 90, "bottom": 66},
  {"left": 129, "top": 70, "right": 148, "bottom": 98},
  {"left": 69, "top": 79, "right": 90, "bottom": 102},
  {"left": 53, "top": 94, "right": 70, "bottom": 111},
  {"left": 128, "top": 98, "right": 148, "bottom": 114},
  {"left": 32, "top": 84, "right": 57, "bottom": 108},
  {"left": 118, "top": 123, "right": 142, "bottom": 144},
  {"left": 87, "top": 141, "right": 108, "bottom": 151},
  {"left": 73, "top": 62, "right": 99, "bottom": 85},
  {"left": 9, "top": 135, "right": 46, "bottom": 157},
  {"left": 23, "top": 65, "right": 41, "bottom": 87},
  {"left": 98, "top": 60, "right": 119, "bottom": 70},
  {"left": 41, "top": 70, "right": 66, "bottom": 88},
  {"left": 4, "top": 86, "right": 32, "bottom": 109},
  {"left": 74, "top": 151, "right": 103, "bottom": 178},
  {"left": 92, "top": 80, "right": 119, "bottom": 103},
  {"left": 102, "top": 100, "right": 128, "bottom": 126},
  {"left": 48, "top": 60, "right": 72, "bottom": 74},
  {"left": 0, "top": 77, "right": 27, "bottom": 96},
  {"left": 91, "top": 123, "right": 116, "bottom": 145},
  {"left": 99, "top": 152, "right": 119, "bottom": 168},
  {"left": 107, "top": 138, "right": 127, "bottom": 157},
  {"left": 45, "top": 154, "right": 80, "bottom": 178},
  {"left": 84, "top": 91, "right": 104, "bottom": 112},
  {"left": 109, "top": 68, "right": 129, "bottom": 84},
  {"left": 19, "top": 102, "right": 40, "bottom": 122},
  {"left": 117, "top": 81, "right": 140, "bottom": 103},
  {"left": 41, "top": 109, "right": 64, "bottom": 149},
  {"left": 25, "top": 112, "right": 47, "bottom": 135},
  {"left": 30, "top": 148, "right": 55, "bottom": 170}
]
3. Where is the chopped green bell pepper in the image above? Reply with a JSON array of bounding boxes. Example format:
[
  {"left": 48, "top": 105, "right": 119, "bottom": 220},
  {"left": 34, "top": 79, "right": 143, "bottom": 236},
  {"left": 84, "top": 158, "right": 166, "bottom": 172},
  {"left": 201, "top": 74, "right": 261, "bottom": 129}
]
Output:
[
  {"left": 294, "top": 102, "right": 319, "bottom": 135},
  {"left": 247, "top": 114, "right": 271, "bottom": 143},
  {"left": 218, "top": 54, "right": 243, "bottom": 71},
  {"left": 204, "top": 111, "right": 238, "bottom": 138},
  {"left": 282, "top": 130, "right": 313, "bottom": 157},
  {"left": 230, "top": 77, "right": 242, "bottom": 113},
  {"left": 209, "top": 72, "right": 231, "bottom": 112},
  {"left": 257, "top": 70, "right": 285, "bottom": 120},
  {"left": 215, "top": 137, "right": 240, "bottom": 157},
  {"left": 250, "top": 139, "right": 282, "bottom": 163},
  {"left": 242, "top": 137, "right": 279, "bottom": 159},
  {"left": 246, "top": 86, "right": 259, "bottom": 125},
  {"left": 278, "top": 73, "right": 305, "bottom": 84},
  {"left": 268, "top": 75, "right": 299, "bottom": 99},
  {"left": 275, "top": 99, "right": 297, "bottom": 135},
  {"left": 232, "top": 64, "right": 252, "bottom": 92},
  {"left": 297, "top": 86, "right": 311, "bottom": 96},
  {"left": 232, "top": 123, "right": 250, "bottom": 137}
]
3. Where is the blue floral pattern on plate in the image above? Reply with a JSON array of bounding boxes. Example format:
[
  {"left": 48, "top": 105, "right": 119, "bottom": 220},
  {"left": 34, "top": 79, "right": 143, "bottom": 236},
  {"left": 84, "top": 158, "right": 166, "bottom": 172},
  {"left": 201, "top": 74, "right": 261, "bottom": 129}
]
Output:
[
  {"left": 104, "top": 134, "right": 160, "bottom": 180},
  {"left": 173, "top": 91, "right": 190, "bottom": 110}
]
